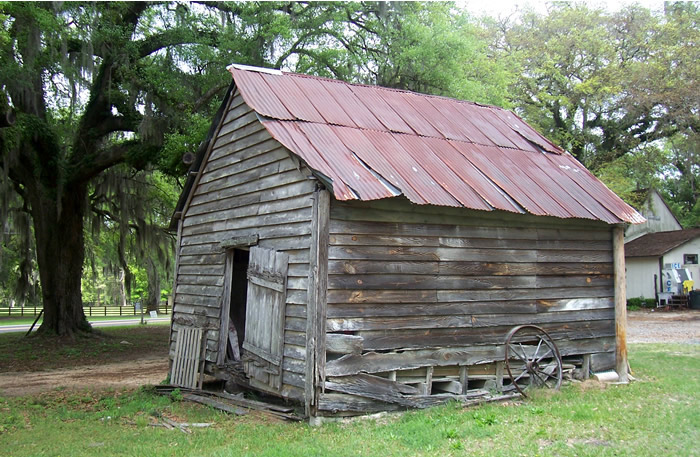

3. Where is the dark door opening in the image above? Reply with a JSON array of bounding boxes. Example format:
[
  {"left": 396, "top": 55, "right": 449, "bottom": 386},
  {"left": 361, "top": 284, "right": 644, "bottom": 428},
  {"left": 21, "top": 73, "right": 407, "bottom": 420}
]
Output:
[{"left": 227, "top": 248, "right": 249, "bottom": 358}]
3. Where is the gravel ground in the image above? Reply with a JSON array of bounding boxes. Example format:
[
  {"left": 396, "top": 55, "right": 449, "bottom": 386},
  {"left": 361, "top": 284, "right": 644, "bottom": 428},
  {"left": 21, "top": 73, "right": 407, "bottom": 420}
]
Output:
[{"left": 627, "top": 309, "right": 700, "bottom": 344}]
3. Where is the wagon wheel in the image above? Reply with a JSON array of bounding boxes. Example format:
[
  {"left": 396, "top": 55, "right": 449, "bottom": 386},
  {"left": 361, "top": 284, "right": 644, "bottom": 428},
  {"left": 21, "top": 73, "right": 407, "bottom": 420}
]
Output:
[{"left": 504, "top": 325, "right": 562, "bottom": 397}]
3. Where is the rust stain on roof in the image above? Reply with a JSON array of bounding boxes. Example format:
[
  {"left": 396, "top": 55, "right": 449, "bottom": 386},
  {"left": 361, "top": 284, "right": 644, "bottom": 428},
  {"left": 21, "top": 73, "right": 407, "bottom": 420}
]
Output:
[{"left": 228, "top": 64, "right": 644, "bottom": 224}]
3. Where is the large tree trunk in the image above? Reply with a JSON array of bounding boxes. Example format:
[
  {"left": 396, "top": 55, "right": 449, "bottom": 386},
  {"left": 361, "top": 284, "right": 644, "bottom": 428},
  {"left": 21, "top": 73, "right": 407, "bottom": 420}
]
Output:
[{"left": 32, "top": 182, "right": 91, "bottom": 336}]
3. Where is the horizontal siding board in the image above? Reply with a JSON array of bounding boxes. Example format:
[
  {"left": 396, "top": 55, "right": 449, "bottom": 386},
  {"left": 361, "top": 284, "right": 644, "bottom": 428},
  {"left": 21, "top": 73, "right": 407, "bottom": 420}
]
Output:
[
  {"left": 180, "top": 221, "right": 312, "bottom": 246},
  {"left": 328, "top": 274, "right": 537, "bottom": 290},
  {"left": 327, "top": 297, "right": 613, "bottom": 318},
  {"left": 184, "top": 194, "right": 312, "bottom": 228},
  {"left": 195, "top": 158, "right": 298, "bottom": 196},
  {"left": 357, "top": 319, "right": 615, "bottom": 351},
  {"left": 328, "top": 260, "right": 613, "bottom": 276},
  {"left": 198, "top": 146, "right": 290, "bottom": 186},
  {"left": 326, "top": 308, "right": 614, "bottom": 332},
  {"left": 330, "top": 198, "right": 612, "bottom": 232},
  {"left": 188, "top": 180, "right": 313, "bottom": 218},
  {"left": 181, "top": 206, "right": 312, "bottom": 236}
]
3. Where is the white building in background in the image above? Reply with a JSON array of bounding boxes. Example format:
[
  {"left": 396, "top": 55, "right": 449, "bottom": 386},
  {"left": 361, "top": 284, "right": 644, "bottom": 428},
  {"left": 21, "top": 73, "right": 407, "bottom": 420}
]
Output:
[
  {"left": 625, "top": 229, "right": 700, "bottom": 299},
  {"left": 624, "top": 189, "right": 682, "bottom": 242}
]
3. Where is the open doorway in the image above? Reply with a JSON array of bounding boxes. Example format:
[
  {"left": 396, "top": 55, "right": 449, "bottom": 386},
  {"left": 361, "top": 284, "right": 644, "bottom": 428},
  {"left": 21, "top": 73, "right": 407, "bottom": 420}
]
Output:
[{"left": 222, "top": 248, "right": 249, "bottom": 362}]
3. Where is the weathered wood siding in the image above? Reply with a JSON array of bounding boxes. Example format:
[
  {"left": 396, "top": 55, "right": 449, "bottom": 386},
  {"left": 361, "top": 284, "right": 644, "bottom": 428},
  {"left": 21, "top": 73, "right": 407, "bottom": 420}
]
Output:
[
  {"left": 170, "top": 90, "right": 316, "bottom": 400},
  {"left": 321, "top": 198, "right": 616, "bottom": 411}
]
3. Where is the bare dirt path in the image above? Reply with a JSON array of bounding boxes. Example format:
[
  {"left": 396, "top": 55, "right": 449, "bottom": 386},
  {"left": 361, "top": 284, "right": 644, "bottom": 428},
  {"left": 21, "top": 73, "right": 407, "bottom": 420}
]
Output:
[
  {"left": 0, "top": 356, "right": 169, "bottom": 397},
  {"left": 1, "top": 310, "right": 698, "bottom": 397}
]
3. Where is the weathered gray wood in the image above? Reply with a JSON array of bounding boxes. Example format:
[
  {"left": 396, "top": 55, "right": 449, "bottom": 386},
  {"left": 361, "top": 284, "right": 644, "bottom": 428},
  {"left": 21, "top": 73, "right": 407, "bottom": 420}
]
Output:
[
  {"left": 217, "top": 251, "right": 235, "bottom": 366},
  {"left": 220, "top": 234, "right": 259, "bottom": 249},
  {"left": 329, "top": 213, "right": 612, "bottom": 240},
  {"left": 330, "top": 198, "right": 611, "bottom": 231},
  {"left": 355, "top": 320, "right": 615, "bottom": 352},
  {"left": 433, "top": 379, "right": 462, "bottom": 395},
  {"left": 328, "top": 274, "right": 537, "bottom": 290},
  {"left": 171, "top": 327, "right": 203, "bottom": 389},
  {"left": 325, "top": 336, "right": 615, "bottom": 377},
  {"left": 314, "top": 190, "right": 331, "bottom": 413},
  {"left": 179, "top": 89, "right": 238, "bottom": 230},
  {"left": 326, "top": 308, "right": 613, "bottom": 332},
  {"left": 326, "top": 298, "right": 613, "bottom": 319},
  {"left": 326, "top": 333, "right": 364, "bottom": 354},
  {"left": 459, "top": 366, "right": 468, "bottom": 394},
  {"left": 242, "top": 246, "right": 289, "bottom": 392},
  {"left": 613, "top": 226, "right": 628, "bottom": 382},
  {"left": 318, "top": 393, "right": 404, "bottom": 414},
  {"left": 328, "top": 260, "right": 612, "bottom": 276},
  {"left": 182, "top": 393, "right": 248, "bottom": 416},
  {"left": 582, "top": 354, "right": 591, "bottom": 379},
  {"left": 325, "top": 373, "right": 420, "bottom": 406}
]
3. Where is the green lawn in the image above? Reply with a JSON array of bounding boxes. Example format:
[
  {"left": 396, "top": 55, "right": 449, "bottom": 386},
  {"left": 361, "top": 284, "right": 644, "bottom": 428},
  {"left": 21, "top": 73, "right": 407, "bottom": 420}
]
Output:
[
  {"left": 0, "top": 326, "right": 171, "bottom": 371},
  {"left": 1, "top": 343, "right": 698, "bottom": 457}
]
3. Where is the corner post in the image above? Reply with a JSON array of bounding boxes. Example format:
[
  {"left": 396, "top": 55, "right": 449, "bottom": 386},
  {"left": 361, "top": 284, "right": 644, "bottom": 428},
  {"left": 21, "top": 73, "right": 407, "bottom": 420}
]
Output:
[
  {"left": 305, "top": 186, "right": 330, "bottom": 418},
  {"left": 613, "top": 225, "right": 629, "bottom": 382}
]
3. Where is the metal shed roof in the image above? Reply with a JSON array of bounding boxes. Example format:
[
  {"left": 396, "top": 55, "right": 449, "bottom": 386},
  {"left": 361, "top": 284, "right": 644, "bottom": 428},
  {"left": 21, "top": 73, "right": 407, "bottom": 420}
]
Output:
[{"left": 227, "top": 64, "right": 644, "bottom": 225}]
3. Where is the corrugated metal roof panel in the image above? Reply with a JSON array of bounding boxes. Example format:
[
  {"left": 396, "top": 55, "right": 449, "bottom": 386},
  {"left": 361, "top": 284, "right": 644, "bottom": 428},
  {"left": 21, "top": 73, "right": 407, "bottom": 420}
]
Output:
[
  {"left": 423, "top": 96, "right": 496, "bottom": 146},
  {"left": 231, "top": 69, "right": 294, "bottom": 120},
  {"left": 393, "top": 135, "right": 491, "bottom": 211},
  {"left": 546, "top": 153, "right": 646, "bottom": 224},
  {"left": 295, "top": 123, "right": 394, "bottom": 201},
  {"left": 332, "top": 125, "right": 429, "bottom": 204},
  {"left": 259, "top": 72, "right": 327, "bottom": 123},
  {"left": 229, "top": 65, "right": 643, "bottom": 224},
  {"left": 347, "top": 84, "right": 416, "bottom": 134},
  {"left": 373, "top": 88, "right": 444, "bottom": 138},
  {"left": 362, "top": 129, "right": 461, "bottom": 207},
  {"left": 286, "top": 75, "right": 359, "bottom": 127}
]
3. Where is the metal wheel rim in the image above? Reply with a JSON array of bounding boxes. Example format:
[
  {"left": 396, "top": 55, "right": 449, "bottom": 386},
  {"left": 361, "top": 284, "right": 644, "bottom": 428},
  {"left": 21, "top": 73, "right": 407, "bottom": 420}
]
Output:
[{"left": 504, "top": 324, "right": 563, "bottom": 397}]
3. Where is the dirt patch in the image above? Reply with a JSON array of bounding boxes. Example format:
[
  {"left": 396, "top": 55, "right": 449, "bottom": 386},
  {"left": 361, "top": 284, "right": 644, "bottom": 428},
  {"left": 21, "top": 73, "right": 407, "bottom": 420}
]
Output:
[
  {"left": 627, "top": 309, "right": 700, "bottom": 344},
  {"left": 0, "top": 356, "right": 169, "bottom": 397}
]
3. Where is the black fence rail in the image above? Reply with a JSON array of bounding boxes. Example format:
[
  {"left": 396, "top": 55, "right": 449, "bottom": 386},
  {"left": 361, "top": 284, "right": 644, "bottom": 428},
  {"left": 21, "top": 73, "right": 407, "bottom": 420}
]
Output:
[{"left": 0, "top": 304, "right": 171, "bottom": 318}]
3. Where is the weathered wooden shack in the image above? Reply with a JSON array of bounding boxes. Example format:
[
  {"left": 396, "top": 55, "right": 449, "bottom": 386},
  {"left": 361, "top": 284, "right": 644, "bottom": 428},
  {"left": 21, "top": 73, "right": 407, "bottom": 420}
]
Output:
[{"left": 169, "top": 64, "right": 644, "bottom": 418}]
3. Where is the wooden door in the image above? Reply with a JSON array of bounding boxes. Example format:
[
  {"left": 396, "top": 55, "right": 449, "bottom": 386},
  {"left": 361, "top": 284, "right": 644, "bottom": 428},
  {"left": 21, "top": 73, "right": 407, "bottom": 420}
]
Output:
[{"left": 242, "top": 246, "right": 289, "bottom": 392}]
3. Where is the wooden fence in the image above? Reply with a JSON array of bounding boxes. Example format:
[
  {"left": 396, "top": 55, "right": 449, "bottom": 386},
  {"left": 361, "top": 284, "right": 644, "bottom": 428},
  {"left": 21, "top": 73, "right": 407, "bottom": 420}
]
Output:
[{"left": 0, "top": 303, "right": 171, "bottom": 318}]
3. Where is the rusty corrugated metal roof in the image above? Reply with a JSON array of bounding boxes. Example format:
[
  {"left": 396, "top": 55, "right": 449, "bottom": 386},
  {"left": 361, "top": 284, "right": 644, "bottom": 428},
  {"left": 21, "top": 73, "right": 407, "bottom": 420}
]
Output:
[{"left": 228, "top": 64, "right": 645, "bottom": 224}]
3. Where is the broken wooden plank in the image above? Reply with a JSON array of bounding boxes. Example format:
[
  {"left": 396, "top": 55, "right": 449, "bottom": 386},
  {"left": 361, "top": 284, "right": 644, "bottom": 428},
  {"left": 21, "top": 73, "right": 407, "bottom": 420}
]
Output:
[
  {"left": 325, "top": 373, "right": 420, "bottom": 407},
  {"left": 182, "top": 393, "right": 248, "bottom": 416},
  {"left": 326, "top": 333, "right": 364, "bottom": 355},
  {"left": 208, "top": 390, "right": 296, "bottom": 414}
]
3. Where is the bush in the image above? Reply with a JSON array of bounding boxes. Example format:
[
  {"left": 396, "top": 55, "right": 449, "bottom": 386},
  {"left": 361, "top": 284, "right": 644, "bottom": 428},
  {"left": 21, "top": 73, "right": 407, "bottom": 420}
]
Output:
[{"left": 627, "top": 297, "right": 657, "bottom": 310}]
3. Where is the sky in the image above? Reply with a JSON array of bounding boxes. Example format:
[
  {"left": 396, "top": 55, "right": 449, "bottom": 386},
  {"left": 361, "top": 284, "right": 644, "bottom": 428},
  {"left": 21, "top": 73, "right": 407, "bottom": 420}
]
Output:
[{"left": 459, "top": 0, "right": 670, "bottom": 18}]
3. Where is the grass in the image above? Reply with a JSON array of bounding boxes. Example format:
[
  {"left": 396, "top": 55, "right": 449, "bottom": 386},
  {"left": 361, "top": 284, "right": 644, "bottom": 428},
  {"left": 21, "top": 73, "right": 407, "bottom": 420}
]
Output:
[
  {"left": 0, "top": 343, "right": 698, "bottom": 456},
  {"left": 0, "top": 326, "right": 171, "bottom": 371}
]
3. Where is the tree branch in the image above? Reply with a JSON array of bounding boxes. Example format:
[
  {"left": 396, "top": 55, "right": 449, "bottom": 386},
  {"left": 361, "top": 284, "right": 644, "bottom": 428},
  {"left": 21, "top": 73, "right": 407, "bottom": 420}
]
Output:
[{"left": 70, "top": 140, "right": 139, "bottom": 184}]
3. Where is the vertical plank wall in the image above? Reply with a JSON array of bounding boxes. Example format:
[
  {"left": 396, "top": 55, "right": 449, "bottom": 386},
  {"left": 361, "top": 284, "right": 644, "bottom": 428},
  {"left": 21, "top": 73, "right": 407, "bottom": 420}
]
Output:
[
  {"left": 171, "top": 90, "right": 316, "bottom": 400},
  {"left": 323, "top": 199, "right": 616, "bottom": 406}
]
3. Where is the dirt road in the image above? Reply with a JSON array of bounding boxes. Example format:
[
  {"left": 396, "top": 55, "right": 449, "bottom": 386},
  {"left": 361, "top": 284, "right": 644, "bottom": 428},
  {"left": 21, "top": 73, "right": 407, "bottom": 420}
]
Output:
[
  {"left": 627, "top": 309, "right": 700, "bottom": 344},
  {"left": 0, "top": 356, "right": 168, "bottom": 397},
  {"left": 0, "top": 310, "right": 697, "bottom": 397}
]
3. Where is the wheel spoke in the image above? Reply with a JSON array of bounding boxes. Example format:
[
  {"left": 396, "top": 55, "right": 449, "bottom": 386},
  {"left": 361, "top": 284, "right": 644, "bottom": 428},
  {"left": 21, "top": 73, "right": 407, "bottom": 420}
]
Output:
[
  {"left": 509, "top": 343, "right": 528, "bottom": 363},
  {"left": 513, "top": 368, "right": 529, "bottom": 384},
  {"left": 535, "top": 348, "right": 553, "bottom": 364},
  {"left": 531, "top": 369, "right": 547, "bottom": 387},
  {"left": 533, "top": 337, "right": 544, "bottom": 360}
]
